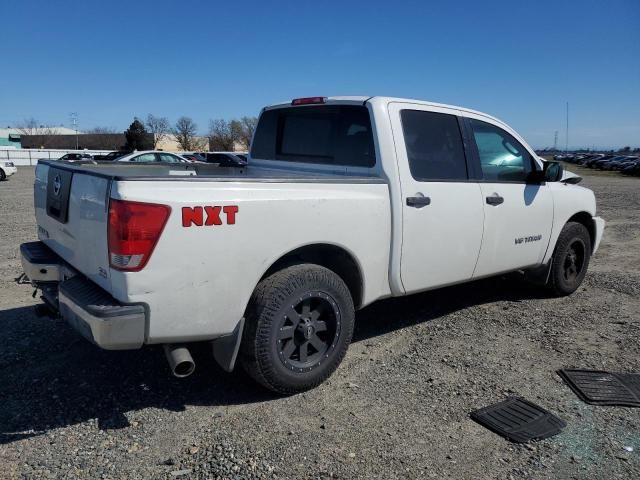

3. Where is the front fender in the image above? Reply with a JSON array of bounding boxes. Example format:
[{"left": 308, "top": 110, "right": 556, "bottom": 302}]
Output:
[{"left": 542, "top": 184, "right": 600, "bottom": 264}]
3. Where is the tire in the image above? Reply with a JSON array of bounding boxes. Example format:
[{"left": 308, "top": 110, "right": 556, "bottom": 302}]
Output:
[
  {"left": 547, "top": 222, "right": 591, "bottom": 296},
  {"left": 240, "top": 264, "right": 355, "bottom": 394},
  {"left": 0, "top": 169, "right": 5, "bottom": 181}
]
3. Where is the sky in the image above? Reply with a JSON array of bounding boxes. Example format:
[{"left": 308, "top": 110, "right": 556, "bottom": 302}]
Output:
[{"left": 0, "top": 0, "right": 638, "bottom": 149}]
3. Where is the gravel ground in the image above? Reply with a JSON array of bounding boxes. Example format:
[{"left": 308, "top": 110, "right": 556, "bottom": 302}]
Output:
[{"left": 1, "top": 165, "right": 638, "bottom": 479}]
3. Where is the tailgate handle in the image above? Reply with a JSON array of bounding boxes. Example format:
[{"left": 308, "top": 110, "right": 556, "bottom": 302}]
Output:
[{"left": 406, "top": 193, "right": 431, "bottom": 208}]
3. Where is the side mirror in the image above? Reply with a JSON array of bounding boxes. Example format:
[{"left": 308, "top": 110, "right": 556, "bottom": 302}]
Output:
[
  {"left": 544, "top": 161, "right": 564, "bottom": 182},
  {"left": 527, "top": 161, "right": 564, "bottom": 183}
]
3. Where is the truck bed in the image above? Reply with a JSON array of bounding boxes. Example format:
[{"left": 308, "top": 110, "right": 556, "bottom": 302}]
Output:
[
  {"left": 32, "top": 159, "right": 393, "bottom": 343},
  {"left": 37, "top": 160, "right": 386, "bottom": 184}
]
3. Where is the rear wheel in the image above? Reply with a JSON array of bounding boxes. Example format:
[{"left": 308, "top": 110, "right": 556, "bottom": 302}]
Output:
[
  {"left": 547, "top": 222, "right": 591, "bottom": 296},
  {"left": 240, "top": 264, "right": 355, "bottom": 394},
  {"left": 0, "top": 169, "right": 6, "bottom": 181}
]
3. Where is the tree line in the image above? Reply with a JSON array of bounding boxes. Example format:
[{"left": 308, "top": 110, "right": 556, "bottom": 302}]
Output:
[{"left": 124, "top": 114, "right": 258, "bottom": 152}]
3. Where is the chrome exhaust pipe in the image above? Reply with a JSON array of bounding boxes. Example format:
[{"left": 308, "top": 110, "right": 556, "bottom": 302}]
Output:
[{"left": 163, "top": 344, "right": 195, "bottom": 378}]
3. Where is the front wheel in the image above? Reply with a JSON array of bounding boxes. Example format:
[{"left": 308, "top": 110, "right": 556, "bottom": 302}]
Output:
[
  {"left": 0, "top": 169, "right": 6, "bottom": 181},
  {"left": 547, "top": 222, "right": 592, "bottom": 296},
  {"left": 240, "top": 264, "right": 355, "bottom": 394}
]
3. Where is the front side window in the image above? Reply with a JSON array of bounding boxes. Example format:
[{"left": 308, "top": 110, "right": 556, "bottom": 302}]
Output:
[
  {"left": 251, "top": 105, "right": 375, "bottom": 167},
  {"left": 400, "top": 110, "right": 468, "bottom": 181},
  {"left": 469, "top": 119, "right": 533, "bottom": 182}
]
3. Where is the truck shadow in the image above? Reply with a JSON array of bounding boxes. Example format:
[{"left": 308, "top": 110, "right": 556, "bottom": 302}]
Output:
[
  {"left": 353, "top": 273, "right": 548, "bottom": 342},
  {"left": 0, "top": 274, "right": 551, "bottom": 444}
]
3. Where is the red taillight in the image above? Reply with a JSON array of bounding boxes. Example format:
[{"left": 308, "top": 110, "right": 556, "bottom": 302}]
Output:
[
  {"left": 108, "top": 199, "right": 171, "bottom": 272},
  {"left": 291, "top": 96, "right": 326, "bottom": 106}
]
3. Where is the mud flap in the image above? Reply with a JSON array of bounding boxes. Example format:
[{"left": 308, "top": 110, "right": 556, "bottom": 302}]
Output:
[
  {"left": 211, "top": 317, "right": 245, "bottom": 372},
  {"left": 524, "top": 261, "right": 552, "bottom": 286}
]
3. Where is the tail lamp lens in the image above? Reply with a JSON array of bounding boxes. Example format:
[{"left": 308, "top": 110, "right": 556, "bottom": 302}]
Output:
[{"left": 108, "top": 199, "right": 171, "bottom": 271}]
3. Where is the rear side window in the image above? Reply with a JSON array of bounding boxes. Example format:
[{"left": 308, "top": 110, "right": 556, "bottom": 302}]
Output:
[
  {"left": 131, "top": 153, "right": 157, "bottom": 162},
  {"left": 400, "top": 110, "right": 468, "bottom": 181},
  {"left": 205, "top": 154, "right": 225, "bottom": 162},
  {"left": 159, "top": 153, "right": 180, "bottom": 162},
  {"left": 251, "top": 105, "right": 376, "bottom": 167}
]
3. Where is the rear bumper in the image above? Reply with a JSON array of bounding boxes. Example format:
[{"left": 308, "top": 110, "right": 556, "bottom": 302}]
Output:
[
  {"left": 21, "top": 241, "right": 146, "bottom": 350},
  {"left": 592, "top": 216, "right": 605, "bottom": 255},
  {"left": 20, "top": 241, "right": 63, "bottom": 282},
  {"left": 59, "top": 277, "right": 146, "bottom": 350}
]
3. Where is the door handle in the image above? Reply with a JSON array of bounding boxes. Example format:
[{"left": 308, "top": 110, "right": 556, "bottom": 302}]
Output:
[
  {"left": 486, "top": 194, "right": 504, "bottom": 206},
  {"left": 406, "top": 193, "right": 431, "bottom": 208}
]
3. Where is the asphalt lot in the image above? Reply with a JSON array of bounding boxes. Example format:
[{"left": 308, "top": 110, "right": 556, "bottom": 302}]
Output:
[{"left": 1, "top": 165, "right": 639, "bottom": 479}]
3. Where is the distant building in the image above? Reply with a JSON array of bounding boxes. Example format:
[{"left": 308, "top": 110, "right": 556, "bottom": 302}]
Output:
[
  {"left": 155, "top": 134, "right": 210, "bottom": 152},
  {"left": 21, "top": 133, "right": 154, "bottom": 150},
  {"left": 155, "top": 134, "right": 247, "bottom": 152},
  {"left": 2, "top": 127, "right": 247, "bottom": 152},
  {"left": 0, "top": 127, "right": 77, "bottom": 149}
]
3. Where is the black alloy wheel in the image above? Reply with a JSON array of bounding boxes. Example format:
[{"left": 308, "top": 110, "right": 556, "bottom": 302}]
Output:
[{"left": 276, "top": 291, "right": 341, "bottom": 374}]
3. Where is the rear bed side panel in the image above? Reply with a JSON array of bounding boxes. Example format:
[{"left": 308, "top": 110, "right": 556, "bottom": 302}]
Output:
[
  {"left": 109, "top": 180, "right": 391, "bottom": 344},
  {"left": 34, "top": 163, "right": 112, "bottom": 292}
]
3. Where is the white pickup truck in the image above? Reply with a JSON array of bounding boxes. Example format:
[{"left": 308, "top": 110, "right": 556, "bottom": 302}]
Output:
[{"left": 21, "top": 96, "right": 604, "bottom": 394}]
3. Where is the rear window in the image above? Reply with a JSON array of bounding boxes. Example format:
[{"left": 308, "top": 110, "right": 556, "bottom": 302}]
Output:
[{"left": 251, "top": 105, "right": 376, "bottom": 167}]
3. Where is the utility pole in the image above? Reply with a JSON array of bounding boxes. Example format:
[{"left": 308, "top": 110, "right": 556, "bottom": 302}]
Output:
[
  {"left": 553, "top": 130, "right": 558, "bottom": 151},
  {"left": 565, "top": 102, "right": 569, "bottom": 153},
  {"left": 70, "top": 112, "right": 78, "bottom": 150}
]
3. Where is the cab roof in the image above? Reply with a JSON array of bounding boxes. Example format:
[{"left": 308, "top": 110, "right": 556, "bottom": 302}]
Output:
[{"left": 265, "top": 95, "right": 505, "bottom": 128}]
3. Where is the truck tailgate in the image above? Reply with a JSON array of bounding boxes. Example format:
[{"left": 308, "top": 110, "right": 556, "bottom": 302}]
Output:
[{"left": 34, "top": 163, "right": 112, "bottom": 292}]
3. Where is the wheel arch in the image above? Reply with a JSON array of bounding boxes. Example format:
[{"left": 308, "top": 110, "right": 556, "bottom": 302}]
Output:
[
  {"left": 566, "top": 211, "right": 596, "bottom": 249},
  {"left": 259, "top": 243, "right": 365, "bottom": 309},
  {"left": 542, "top": 210, "right": 597, "bottom": 266}
]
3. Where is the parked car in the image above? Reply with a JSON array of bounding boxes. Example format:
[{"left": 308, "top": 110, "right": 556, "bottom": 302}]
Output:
[
  {"left": 115, "top": 151, "right": 190, "bottom": 163},
  {"left": 179, "top": 153, "right": 202, "bottom": 163},
  {"left": 592, "top": 156, "right": 625, "bottom": 169},
  {"left": 573, "top": 154, "right": 590, "bottom": 163},
  {"left": 58, "top": 153, "right": 92, "bottom": 161},
  {"left": 578, "top": 154, "right": 605, "bottom": 165},
  {"left": 602, "top": 156, "right": 639, "bottom": 170},
  {"left": 621, "top": 162, "right": 640, "bottom": 176},
  {"left": 203, "top": 152, "right": 248, "bottom": 167},
  {"left": 93, "top": 151, "right": 129, "bottom": 161},
  {"left": 0, "top": 161, "right": 17, "bottom": 180},
  {"left": 21, "top": 95, "right": 605, "bottom": 394}
]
